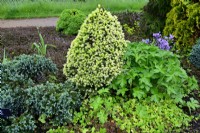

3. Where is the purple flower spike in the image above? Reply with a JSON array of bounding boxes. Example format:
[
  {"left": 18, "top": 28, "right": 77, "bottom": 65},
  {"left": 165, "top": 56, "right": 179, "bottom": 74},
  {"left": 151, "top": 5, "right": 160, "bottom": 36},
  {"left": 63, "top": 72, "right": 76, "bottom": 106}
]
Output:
[
  {"left": 153, "top": 32, "right": 161, "bottom": 39},
  {"left": 157, "top": 38, "right": 170, "bottom": 50},
  {"left": 169, "top": 34, "right": 174, "bottom": 40},
  {"left": 142, "top": 32, "right": 174, "bottom": 51}
]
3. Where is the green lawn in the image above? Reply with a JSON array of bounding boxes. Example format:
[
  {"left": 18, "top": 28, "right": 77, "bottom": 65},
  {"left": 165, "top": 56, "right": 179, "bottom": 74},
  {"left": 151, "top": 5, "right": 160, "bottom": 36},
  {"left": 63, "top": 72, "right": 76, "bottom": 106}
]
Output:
[{"left": 0, "top": 0, "right": 148, "bottom": 19}]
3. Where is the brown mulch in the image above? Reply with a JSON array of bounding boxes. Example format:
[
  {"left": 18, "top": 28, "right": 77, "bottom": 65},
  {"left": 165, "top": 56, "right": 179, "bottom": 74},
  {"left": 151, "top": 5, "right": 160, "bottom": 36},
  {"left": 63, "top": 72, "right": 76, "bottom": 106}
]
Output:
[{"left": 0, "top": 27, "right": 75, "bottom": 81}]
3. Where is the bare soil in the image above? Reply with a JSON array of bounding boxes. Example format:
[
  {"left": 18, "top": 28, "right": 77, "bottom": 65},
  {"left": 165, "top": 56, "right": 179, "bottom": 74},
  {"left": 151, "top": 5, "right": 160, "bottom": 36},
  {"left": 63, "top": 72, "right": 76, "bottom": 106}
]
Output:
[{"left": 0, "top": 27, "right": 75, "bottom": 82}]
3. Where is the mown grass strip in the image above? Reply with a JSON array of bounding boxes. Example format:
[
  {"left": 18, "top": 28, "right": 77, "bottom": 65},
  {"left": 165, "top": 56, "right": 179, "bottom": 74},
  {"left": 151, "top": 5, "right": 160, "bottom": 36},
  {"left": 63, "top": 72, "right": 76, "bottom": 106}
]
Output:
[{"left": 0, "top": 0, "right": 148, "bottom": 19}]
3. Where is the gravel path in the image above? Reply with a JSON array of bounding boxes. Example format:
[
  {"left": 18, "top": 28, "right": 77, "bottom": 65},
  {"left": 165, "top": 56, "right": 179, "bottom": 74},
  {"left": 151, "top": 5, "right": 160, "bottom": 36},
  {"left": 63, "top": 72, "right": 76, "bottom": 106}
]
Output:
[{"left": 0, "top": 17, "right": 58, "bottom": 28}]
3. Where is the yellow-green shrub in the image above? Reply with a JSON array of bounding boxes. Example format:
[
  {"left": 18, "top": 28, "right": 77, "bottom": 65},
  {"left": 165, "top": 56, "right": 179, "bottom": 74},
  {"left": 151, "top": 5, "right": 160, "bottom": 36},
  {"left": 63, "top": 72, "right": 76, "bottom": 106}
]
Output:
[
  {"left": 63, "top": 5, "right": 127, "bottom": 89},
  {"left": 164, "top": 0, "right": 200, "bottom": 53},
  {"left": 56, "top": 9, "right": 86, "bottom": 35}
]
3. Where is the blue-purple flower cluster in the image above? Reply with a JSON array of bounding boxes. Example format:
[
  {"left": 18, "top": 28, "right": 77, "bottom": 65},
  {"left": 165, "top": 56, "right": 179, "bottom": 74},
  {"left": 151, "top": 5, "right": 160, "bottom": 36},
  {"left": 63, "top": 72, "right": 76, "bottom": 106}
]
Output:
[{"left": 142, "top": 32, "right": 174, "bottom": 50}]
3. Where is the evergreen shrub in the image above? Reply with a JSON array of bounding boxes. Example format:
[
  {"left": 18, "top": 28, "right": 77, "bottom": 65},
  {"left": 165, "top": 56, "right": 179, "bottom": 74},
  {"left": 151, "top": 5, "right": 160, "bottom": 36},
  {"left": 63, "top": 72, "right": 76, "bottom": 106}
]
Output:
[
  {"left": 26, "top": 81, "right": 81, "bottom": 126},
  {"left": 189, "top": 38, "right": 200, "bottom": 68},
  {"left": 63, "top": 5, "right": 127, "bottom": 89},
  {"left": 4, "top": 54, "right": 57, "bottom": 83},
  {"left": 0, "top": 55, "right": 81, "bottom": 132},
  {"left": 164, "top": 0, "right": 200, "bottom": 53},
  {"left": 56, "top": 9, "right": 86, "bottom": 35},
  {"left": 0, "top": 81, "right": 81, "bottom": 132},
  {"left": 141, "top": 0, "right": 172, "bottom": 37}
]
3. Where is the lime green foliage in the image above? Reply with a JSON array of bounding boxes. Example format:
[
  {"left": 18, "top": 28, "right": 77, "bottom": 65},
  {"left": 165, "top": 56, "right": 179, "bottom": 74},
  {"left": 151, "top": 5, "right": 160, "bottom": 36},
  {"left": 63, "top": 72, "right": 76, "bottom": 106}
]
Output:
[
  {"left": 0, "top": 0, "right": 148, "bottom": 19},
  {"left": 110, "top": 42, "right": 198, "bottom": 105},
  {"left": 141, "top": 0, "right": 172, "bottom": 37},
  {"left": 63, "top": 6, "right": 127, "bottom": 89},
  {"left": 56, "top": 9, "right": 86, "bottom": 35},
  {"left": 32, "top": 28, "right": 56, "bottom": 56},
  {"left": 47, "top": 127, "right": 69, "bottom": 133},
  {"left": 164, "top": 0, "right": 200, "bottom": 53},
  {"left": 68, "top": 89, "right": 192, "bottom": 132},
  {"left": 123, "top": 21, "right": 140, "bottom": 36}
]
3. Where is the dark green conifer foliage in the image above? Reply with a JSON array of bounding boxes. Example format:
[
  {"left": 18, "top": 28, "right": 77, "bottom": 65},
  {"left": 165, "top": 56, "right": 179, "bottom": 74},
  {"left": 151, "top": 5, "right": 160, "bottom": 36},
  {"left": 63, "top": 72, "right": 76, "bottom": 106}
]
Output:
[
  {"left": 189, "top": 38, "right": 200, "bottom": 68},
  {"left": 164, "top": 0, "right": 200, "bottom": 53},
  {"left": 141, "top": 0, "right": 172, "bottom": 37}
]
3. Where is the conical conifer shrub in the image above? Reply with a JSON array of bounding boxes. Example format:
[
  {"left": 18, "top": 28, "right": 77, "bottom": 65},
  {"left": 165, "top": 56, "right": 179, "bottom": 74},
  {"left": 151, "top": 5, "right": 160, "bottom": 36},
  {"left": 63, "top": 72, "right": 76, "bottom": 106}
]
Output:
[{"left": 63, "top": 5, "right": 127, "bottom": 89}]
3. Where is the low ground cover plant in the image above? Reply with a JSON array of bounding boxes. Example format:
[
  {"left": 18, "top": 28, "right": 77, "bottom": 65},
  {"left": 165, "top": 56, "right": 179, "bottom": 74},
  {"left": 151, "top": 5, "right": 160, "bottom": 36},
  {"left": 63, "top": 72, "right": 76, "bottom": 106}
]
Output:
[
  {"left": 0, "top": 54, "right": 81, "bottom": 132},
  {"left": 0, "top": 82, "right": 81, "bottom": 132},
  {"left": 69, "top": 90, "right": 192, "bottom": 133},
  {"left": 3, "top": 54, "right": 57, "bottom": 83}
]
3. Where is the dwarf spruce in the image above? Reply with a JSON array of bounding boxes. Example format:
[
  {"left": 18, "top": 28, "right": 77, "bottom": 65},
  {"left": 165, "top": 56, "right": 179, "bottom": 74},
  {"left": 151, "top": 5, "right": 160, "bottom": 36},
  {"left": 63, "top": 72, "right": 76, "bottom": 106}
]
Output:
[{"left": 63, "top": 5, "right": 127, "bottom": 89}]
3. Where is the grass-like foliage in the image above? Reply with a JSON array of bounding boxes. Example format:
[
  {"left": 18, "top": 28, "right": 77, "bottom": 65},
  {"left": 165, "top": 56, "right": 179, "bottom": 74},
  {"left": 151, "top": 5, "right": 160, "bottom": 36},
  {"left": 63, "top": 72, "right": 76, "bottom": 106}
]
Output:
[
  {"left": 32, "top": 28, "right": 56, "bottom": 56},
  {"left": 56, "top": 9, "right": 86, "bottom": 35},
  {"left": 189, "top": 38, "right": 200, "bottom": 69},
  {"left": 0, "top": 0, "right": 148, "bottom": 19},
  {"left": 63, "top": 5, "right": 127, "bottom": 89},
  {"left": 110, "top": 42, "right": 198, "bottom": 104}
]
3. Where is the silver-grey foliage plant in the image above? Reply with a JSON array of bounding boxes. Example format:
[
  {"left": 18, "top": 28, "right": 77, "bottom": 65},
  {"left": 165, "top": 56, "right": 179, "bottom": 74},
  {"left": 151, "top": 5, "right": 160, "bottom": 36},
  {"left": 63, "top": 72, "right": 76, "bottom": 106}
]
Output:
[{"left": 189, "top": 38, "right": 200, "bottom": 69}]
